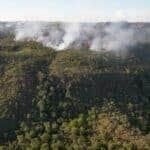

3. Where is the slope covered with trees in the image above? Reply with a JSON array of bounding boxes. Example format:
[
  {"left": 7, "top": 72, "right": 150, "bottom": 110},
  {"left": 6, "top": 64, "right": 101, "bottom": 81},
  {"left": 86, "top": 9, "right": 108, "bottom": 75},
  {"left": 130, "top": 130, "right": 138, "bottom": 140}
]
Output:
[{"left": 0, "top": 28, "right": 150, "bottom": 149}]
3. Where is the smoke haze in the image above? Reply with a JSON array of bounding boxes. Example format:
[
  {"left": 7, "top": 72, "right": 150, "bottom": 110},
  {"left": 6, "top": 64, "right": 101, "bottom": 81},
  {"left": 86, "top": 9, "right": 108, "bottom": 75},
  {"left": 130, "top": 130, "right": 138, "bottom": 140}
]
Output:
[{"left": 14, "top": 22, "right": 150, "bottom": 51}]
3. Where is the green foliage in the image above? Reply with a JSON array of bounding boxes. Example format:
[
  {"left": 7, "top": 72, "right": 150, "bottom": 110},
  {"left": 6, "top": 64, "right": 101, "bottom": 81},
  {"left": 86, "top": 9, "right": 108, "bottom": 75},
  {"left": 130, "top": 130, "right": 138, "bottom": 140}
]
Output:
[{"left": 0, "top": 38, "right": 150, "bottom": 149}]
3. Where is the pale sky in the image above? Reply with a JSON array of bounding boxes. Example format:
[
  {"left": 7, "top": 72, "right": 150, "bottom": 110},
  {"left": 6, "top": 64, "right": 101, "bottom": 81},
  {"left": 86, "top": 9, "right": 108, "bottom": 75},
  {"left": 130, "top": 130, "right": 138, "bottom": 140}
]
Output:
[{"left": 0, "top": 0, "right": 150, "bottom": 22}]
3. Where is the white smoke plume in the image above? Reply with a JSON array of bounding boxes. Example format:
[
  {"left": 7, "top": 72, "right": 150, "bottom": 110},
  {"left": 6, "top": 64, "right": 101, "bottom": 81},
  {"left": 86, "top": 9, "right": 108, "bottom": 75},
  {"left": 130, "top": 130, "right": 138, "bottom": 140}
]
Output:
[
  {"left": 15, "top": 22, "right": 82, "bottom": 50},
  {"left": 14, "top": 22, "right": 150, "bottom": 51},
  {"left": 57, "top": 23, "right": 81, "bottom": 50},
  {"left": 91, "top": 23, "right": 135, "bottom": 51},
  {"left": 15, "top": 22, "right": 44, "bottom": 41}
]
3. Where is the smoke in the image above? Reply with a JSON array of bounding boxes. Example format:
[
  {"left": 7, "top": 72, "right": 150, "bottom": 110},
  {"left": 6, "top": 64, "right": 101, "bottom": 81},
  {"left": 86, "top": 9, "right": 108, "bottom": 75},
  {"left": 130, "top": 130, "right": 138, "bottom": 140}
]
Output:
[
  {"left": 15, "top": 22, "right": 81, "bottom": 50},
  {"left": 90, "top": 23, "right": 135, "bottom": 51},
  {"left": 57, "top": 23, "right": 81, "bottom": 50},
  {"left": 14, "top": 22, "right": 150, "bottom": 51},
  {"left": 15, "top": 22, "right": 41, "bottom": 42}
]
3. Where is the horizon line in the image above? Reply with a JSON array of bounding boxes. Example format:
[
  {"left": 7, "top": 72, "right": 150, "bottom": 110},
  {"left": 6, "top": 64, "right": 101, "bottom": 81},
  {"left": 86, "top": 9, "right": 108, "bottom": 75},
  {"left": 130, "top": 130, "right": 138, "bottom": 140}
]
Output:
[{"left": 1, "top": 20, "right": 150, "bottom": 23}]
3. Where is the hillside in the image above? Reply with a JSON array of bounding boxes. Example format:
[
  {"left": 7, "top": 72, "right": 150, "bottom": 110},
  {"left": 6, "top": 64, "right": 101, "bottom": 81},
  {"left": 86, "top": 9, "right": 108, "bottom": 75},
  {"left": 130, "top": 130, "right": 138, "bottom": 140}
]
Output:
[
  {"left": 0, "top": 22, "right": 150, "bottom": 149},
  {"left": 0, "top": 39, "right": 149, "bottom": 149}
]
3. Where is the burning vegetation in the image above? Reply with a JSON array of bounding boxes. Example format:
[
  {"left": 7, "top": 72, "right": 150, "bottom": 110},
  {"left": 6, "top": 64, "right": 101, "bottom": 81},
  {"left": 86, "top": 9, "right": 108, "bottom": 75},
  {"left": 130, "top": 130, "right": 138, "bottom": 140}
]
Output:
[{"left": 0, "top": 22, "right": 150, "bottom": 149}]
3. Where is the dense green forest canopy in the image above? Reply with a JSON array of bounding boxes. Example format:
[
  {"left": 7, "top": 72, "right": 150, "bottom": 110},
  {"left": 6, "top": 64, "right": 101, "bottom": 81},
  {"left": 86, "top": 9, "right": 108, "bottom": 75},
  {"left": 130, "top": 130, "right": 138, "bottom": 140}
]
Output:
[{"left": 0, "top": 22, "right": 150, "bottom": 149}]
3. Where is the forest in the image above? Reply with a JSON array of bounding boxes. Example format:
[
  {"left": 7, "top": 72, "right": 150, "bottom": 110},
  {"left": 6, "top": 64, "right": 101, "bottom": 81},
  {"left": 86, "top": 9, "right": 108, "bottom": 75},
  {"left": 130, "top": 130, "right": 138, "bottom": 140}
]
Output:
[{"left": 0, "top": 22, "right": 150, "bottom": 150}]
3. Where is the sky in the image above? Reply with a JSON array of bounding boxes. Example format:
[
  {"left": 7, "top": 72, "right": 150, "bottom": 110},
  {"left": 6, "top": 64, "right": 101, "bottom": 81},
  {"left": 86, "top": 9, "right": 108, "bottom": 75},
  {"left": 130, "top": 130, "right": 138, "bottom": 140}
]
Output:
[{"left": 0, "top": 0, "right": 150, "bottom": 22}]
